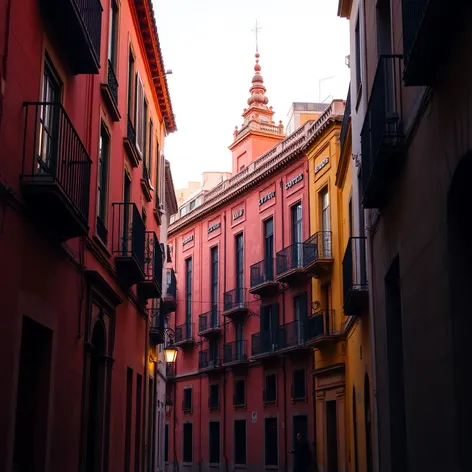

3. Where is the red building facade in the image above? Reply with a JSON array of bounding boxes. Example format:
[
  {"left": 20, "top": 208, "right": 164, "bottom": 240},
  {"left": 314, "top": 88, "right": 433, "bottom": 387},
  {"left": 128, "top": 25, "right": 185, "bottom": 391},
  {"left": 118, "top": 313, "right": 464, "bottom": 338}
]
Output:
[
  {"left": 166, "top": 56, "right": 321, "bottom": 472},
  {"left": 0, "top": 0, "right": 177, "bottom": 471}
]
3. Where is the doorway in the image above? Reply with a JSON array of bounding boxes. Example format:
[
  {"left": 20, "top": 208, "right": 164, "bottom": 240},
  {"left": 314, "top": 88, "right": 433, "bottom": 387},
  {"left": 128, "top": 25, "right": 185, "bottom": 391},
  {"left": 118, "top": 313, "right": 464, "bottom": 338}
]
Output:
[
  {"left": 13, "top": 317, "right": 52, "bottom": 472},
  {"left": 326, "top": 400, "right": 338, "bottom": 472},
  {"left": 292, "top": 415, "right": 308, "bottom": 447}
]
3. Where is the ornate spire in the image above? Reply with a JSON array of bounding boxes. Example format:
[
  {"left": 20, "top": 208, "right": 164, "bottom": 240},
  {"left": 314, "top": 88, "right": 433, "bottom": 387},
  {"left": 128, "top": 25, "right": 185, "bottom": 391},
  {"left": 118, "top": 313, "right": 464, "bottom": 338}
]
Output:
[{"left": 247, "top": 52, "right": 269, "bottom": 107}]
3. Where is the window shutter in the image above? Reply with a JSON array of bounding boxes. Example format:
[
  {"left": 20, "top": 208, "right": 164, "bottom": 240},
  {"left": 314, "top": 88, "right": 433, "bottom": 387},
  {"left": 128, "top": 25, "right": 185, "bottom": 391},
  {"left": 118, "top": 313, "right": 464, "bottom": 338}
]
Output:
[{"left": 135, "top": 73, "right": 144, "bottom": 154}]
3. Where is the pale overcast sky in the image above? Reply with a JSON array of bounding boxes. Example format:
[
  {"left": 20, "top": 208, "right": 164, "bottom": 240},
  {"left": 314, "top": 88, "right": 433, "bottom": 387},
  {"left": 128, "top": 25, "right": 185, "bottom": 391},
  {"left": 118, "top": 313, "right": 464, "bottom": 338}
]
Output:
[{"left": 153, "top": 0, "right": 350, "bottom": 189}]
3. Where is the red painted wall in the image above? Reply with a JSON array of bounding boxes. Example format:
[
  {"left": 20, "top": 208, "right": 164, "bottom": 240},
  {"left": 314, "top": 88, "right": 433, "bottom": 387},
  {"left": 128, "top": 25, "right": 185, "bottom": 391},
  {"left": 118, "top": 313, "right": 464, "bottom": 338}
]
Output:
[
  {"left": 0, "top": 0, "right": 170, "bottom": 471},
  {"left": 167, "top": 156, "right": 314, "bottom": 472}
]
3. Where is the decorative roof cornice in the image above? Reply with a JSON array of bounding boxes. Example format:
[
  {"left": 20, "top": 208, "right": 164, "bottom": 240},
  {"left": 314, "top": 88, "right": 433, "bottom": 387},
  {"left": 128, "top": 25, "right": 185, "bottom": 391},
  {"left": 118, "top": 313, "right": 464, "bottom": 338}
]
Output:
[
  {"left": 168, "top": 100, "right": 345, "bottom": 235},
  {"left": 165, "top": 160, "right": 178, "bottom": 216},
  {"left": 133, "top": 0, "right": 177, "bottom": 133}
]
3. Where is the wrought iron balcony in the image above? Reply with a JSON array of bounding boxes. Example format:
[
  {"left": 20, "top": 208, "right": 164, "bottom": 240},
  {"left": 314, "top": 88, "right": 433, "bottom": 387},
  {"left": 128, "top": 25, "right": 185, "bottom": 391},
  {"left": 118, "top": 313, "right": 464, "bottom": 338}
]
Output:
[
  {"left": 198, "top": 306, "right": 221, "bottom": 337},
  {"left": 149, "top": 299, "right": 165, "bottom": 345},
  {"left": 343, "top": 237, "right": 369, "bottom": 316},
  {"left": 223, "top": 341, "right": 249, "bottom": 366},
  {"left": 123, "top": 117, "right": 141, "bottom": 167},
  {"left": 111, "top": 202, "right": 145, "bottom": 286},
  {"left": 249, "top": 258, "right": 279, "bottom": 297},
  {"left": 402, "top": 0, "right": 467, "bottom": 86},
  {"left": 137, "top": 232, "right": 163, "bottom": 301},
  {"left": 100, "top": 60, "right": 120, "bottom": 121},
  {"left": 162, "top": 268, "right": 177, "bottom": 313},
  {"left": 174, "top": 322, "right": 195, "bottom": 347},
  {"left": 223, "top": 288, "right": 249, "bottom": 319},
  {"left": 277, "top": 320, "right": 310, "bottom": 354},
  {"left": 251, "top": 330, "right": 281, "bottom": 358},
  {"left": 303, "top": 232, "right": 333, "bottom": 278},
  {"left": 305, "top": 309, "right": 337, "bottom": 347},
  {"left": 21, "top": 102, "right": 91, "bottom": 241},
  {"left": 41, "top": 0, "right": 102, "bottom": 74},
  {"left": 140, "top": 159, "right": 152, "bottom": 202},
  {"left": 198, "top": 349, "right": 223, "bottom": 372},
  {"left": 166, "top": 363, "right": 175, "bottom": 380},
  {"left": 276, "top": 243, "right": 308, "bottom": 284},
  {"left": 361, "top": 55, "right": 405, "bottom": 209}
]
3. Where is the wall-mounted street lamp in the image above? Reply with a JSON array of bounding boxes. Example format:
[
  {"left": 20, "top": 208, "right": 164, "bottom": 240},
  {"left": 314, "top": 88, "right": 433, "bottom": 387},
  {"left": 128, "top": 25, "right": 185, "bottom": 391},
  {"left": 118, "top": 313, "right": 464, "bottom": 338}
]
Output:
[
  {"left": 152, "top": 69, "right": 173, "bottom": 81},
  {"left": 164, "top": 329, "right": 178, "bottom": 364},
  {"left": 165, "top": 395, "right": 174, "bottom": 415}
]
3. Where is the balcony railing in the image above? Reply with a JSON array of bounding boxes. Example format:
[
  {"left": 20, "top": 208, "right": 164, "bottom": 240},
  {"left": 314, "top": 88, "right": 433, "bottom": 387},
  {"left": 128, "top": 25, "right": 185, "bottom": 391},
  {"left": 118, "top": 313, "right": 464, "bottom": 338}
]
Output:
[
  {"left": 251, "top": 330, "right": 281, "bottom": 356},
  {"left": 174, "top": 322, "right": 194, "bottom": 346},
  {"left": 278, "top": 320, "right": 306, "bottom": 349},
  {"left": 166, "top": 363, "right": 175, "bottom": 378},
  {"left": 107, "top": 60, "right": 119, "bottom": 105},
  {"left": 223, "top": 288, "right": 248, "bottom": 315},
  {"left": 306, "top": 309, "right": 334, "bottom": 342},
  {"left": 342, "top": 237, "right": 368, "bottom": 316},
  {"left": 223, "top": 341, "right": 248, "bottom": 364},
  {"left": 42, "top": 0, "right": 102, "bottom": 74},
  {"left": 124, "top": 117, "right": 140, "bottom": 167},
  {"left": 250, "top": 258, "right": 278, "bottom": 296},
  {"left": 198, "top": 306, "right": 220, "bottom": 336},
  {"left": 138, "top": 232, "right": 163, "bottom": 300},
  {"left": 401, "top": 0, "right": 463, "bottom": 86},
  {"left": 111, "top": 202, "right": 145, "bottom": 285},
  {"left": 276, "top": 243, "right": 306, "bottom": 276},
  {"left": 21, "top": 102, "right": 91, "bottom": 240},
  {"left": 340, "top": 85, "right": 351, "bottom": 153},
  {"left": 361, "top": 55, "right": 404, "bottom": 209},
  {"left": 198, "top": 349, "right": 222, "bottom": 370}
]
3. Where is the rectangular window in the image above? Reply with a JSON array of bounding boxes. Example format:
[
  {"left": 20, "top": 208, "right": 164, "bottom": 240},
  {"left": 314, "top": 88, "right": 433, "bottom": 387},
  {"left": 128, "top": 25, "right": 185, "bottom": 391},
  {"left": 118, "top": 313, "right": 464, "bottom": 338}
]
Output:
[
  {"left": 135, "top": 74, "right": 145, "bottom": 154},
  {"left": 186, "top": 258, "right": 192, "bottom": 332},
  {"left": 211, "top": 247, "right": 218, "bottom": 326},
  {"left": 233, "top": 379, "right": 245, "bottom": 406},
  {"left": 209, "top": 384, "right": 219, "bottom": 409},
  {"left": 326, "top": 401, "right": 339, "bottom": 470},
  {"left": 108, "top": 0, "right": 119, "bottom": 68},
  {"left": 135, "top": 374, "right": 143, "bottom": 472},
  {"left": 260, "top": 303, "right": 280, "bottom": 349},
  {"left": 183, "top": 387, "right": 192, "bottom": 411},
  {"left": 293, "top": 292, "right": 307, "bottom": 342},
  {"left": 291, "top": 202, "right": 303, "bottom": 266},
  {"left": 127, "top": 50, "right": 135, "bottom": 120},
  {"left": 209, "top": 421, "right": 220, "bottom": 464},
  {"left": 236, "top": 233, "right": 244, "bottom": 302},
  {"left": 292, "top": 369, "right": 306, "bottom": 399},
  {"left": 147, "top": 119, "right": 153, "bottom": 177},
  {"left": 97, "top": 124, "right": 110, "bottom": 241},
  {"left": 264, "top": 218, "right": 274, "bottom": 279},
  {"left": 264, "top": 373, "right": 277, "bottom": 403},
  {"left": 320, "top": 187, "right": 331, "bottom": 256},
  {"left": 234, "top": 420, "right": 247, "bottom": 465},
  {"left": 164, "top": 424, "right": 169, "bottom": 463},
  {"left": 155, "top": 138, "right": 160, "bottom": 207},
  {"left": 124, "top": 368, "right": 133, "bottom": 472},
  {"left": 183, "top": 423, "right": 193, "bottom": 463},
  {"left": 355, "top": 16, "right": 362, "bottom": 93},
  {"left": 265, "top": 418, "right": 278, "bottom": 466}
]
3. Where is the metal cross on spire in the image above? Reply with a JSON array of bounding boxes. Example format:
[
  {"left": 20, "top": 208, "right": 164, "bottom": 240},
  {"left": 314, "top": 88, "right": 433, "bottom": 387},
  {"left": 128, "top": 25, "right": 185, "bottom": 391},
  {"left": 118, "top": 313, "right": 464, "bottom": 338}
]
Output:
[{"left": 252, "top": 19, "right": 261, "bottom": 53}]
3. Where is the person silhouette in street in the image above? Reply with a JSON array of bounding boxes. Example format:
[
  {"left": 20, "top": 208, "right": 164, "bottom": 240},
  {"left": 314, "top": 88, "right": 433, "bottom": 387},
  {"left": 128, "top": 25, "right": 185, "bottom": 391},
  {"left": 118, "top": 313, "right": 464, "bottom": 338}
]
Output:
[{"left": 290, "top": 432, "right": 312, "bottom": 472}]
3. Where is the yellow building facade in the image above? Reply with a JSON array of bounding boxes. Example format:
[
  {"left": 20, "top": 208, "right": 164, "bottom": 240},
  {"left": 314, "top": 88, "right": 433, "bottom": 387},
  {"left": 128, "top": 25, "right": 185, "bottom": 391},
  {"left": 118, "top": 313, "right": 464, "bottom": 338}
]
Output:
[{"left": 306, "top": 94, "right": 373, "bottom": 472}]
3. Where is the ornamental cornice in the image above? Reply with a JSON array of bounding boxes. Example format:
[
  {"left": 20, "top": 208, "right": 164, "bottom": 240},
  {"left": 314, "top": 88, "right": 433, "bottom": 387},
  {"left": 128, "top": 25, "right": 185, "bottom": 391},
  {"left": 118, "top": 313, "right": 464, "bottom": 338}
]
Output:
[{"left": 169, "top": 100, "right": 345, "bottom": 235}]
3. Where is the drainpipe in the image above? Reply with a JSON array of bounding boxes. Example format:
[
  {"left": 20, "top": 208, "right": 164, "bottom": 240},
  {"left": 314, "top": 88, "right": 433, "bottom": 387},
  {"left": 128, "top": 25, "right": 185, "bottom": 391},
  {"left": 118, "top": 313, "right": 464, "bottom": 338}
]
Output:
[
  {"left": 143, "top": 318, "right": 150, "bottom": 471},
  {"left": 199, "top": 223, "right": 203, "bottom": 472},
  {"left": 279, "top": 179, "right": 288, "bottom": 472},
  {"left": 366, "top": 208, "right": 380, "bottom": 472},
  {"left": 223, "top": 212, "right": 228, "bottom": 472},
  {"left": 173, "top": 380, "right": 177, "bottom": 472}
]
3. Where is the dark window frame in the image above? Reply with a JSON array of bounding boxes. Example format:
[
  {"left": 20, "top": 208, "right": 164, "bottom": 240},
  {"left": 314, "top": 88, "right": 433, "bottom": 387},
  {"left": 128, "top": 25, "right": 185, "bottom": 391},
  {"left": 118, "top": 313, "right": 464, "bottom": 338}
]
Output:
[
  {"left": 264, "top": 372, "right": 277, "bottom": 404},
  {"left": 292, "top": 368, "right": 306, "bottom": 400},
  {"left": 234, "top": 420, "right": 247, "bottom": 466},
  {"left": 183, "top": 387, "right": 192, "bottom": 412},
  {"left": 182, "top": 422, "right": 193, "bottom": 464},
  {"left": 233, "top": 378, "right": 246, "bottom": 407}
]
